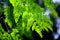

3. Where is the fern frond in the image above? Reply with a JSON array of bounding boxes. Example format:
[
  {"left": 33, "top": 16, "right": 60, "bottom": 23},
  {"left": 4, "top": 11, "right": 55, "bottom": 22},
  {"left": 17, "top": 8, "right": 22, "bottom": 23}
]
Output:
[{"left": 9, "top": 0, "right": 53, "bottom": 38}]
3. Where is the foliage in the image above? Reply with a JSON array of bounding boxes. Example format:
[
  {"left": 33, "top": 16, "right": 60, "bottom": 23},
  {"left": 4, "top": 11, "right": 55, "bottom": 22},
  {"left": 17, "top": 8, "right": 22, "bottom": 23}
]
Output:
[
  {"left": 0, "top": 0, "right": 58, "bottom": 40},
  {"left": 44, "top": 0, "right": 58, "bottom": 17}
]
